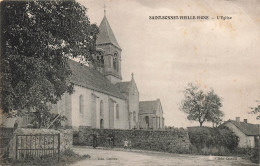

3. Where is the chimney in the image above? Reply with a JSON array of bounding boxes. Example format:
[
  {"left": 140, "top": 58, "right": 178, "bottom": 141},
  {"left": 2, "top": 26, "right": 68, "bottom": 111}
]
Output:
[
  {"left": 244, "top": 119, "right": 248, "bottom": 123},
  {"left": 236, "top": 117, "right": 240, "bottom": 122}
]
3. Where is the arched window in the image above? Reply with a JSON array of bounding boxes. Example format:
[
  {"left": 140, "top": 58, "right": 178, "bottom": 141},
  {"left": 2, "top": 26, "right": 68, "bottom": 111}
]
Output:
[
  {"left": 145, "top": 116, "right": 149, "bottom": 127},
  {"left": 100, "top": 100, "right": 104, "bottom": 117},
  {"left": 100, "top": 55, "right": 104, "bottom": 66},
  {"left": 133, "top": 111, "right": 136, "bottom": 122},
  {"left": 108, "top": 56, "right": 111, "bottom": 67},
  {"left": 100, "top": 119, "right": 104, "bottom": 129},
  {"left": 96, "top": 52, "right": 104, "bottom": 67},
  {"left": 116, "top": 104, "right": 119, "bottom": 119},
  {"left": 113, "top": 53, "right": 118, "bottom": 71},
  {"left": 79, "top": 95, "right": 84, "bottom": 114}
]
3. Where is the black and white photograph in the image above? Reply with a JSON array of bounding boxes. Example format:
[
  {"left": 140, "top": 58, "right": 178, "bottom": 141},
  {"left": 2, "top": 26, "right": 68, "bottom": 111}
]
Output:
[{"left": 0, "top": 0, "right": 259, "bottom": 165}]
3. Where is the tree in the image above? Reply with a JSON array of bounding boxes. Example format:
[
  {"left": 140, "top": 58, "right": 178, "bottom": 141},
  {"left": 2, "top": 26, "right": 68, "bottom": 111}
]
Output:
[
  {"left": 206, "top": 90, "right": 224, "bottom": 127},
  {"left": 180, "top": 83, "right": 223, "bottom": 127},
  {"left": 250, "top": 102, "right": 260, "bottom": 120},
  {"left": 0, "top": 0, "right": 99, "bottom": 128}
]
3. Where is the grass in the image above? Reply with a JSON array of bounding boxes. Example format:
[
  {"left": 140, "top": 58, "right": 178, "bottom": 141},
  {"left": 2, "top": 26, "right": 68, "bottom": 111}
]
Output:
[{"left": 2, "top": 149, "right": 90, "bottom": 166}]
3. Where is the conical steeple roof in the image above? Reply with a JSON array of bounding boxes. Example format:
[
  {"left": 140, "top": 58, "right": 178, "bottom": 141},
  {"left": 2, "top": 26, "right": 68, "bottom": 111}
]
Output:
[{"left": 96, "top": 16, "right": 121, "bottom": 49}]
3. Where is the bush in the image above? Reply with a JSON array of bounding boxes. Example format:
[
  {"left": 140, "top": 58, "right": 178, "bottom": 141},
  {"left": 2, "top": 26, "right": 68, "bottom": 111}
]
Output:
[
  {"left": 187, "top": 126, "right": 239, "bottom": 155},
  {"left": 188, "top": 127, "right": 238, "bottom": 149},
  {"left": 78, "top": 127, "right": 190, "bottom": 154},
  {"left": 234, "top": 148, "right": 259, "bottom": 164},
  {"left": 248, "top": 148, "right": 259, "bottom": 164}
]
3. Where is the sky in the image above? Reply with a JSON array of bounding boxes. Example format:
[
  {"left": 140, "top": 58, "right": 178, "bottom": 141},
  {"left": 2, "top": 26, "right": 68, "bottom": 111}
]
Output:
[{"left": 77, "top": 0, "right": 260, "bottom": 127}]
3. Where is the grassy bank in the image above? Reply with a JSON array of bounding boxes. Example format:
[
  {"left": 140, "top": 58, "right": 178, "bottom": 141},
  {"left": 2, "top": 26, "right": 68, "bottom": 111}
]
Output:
[{"left": 1, "top": 149, "right": 90, "bottom": 166}]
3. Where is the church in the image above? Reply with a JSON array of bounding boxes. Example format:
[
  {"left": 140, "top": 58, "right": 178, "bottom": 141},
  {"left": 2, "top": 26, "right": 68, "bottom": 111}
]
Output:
[
  {"left": 51, "top": 14, "right": 165, "bottom": 130},
  {"left": 2, "top": 14, "right": 165, "bottom": 130}
]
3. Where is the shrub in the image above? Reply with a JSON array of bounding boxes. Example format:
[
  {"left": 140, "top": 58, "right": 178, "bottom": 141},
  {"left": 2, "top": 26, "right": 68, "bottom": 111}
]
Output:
[
  {"left": 248, "top": 148, "right": 259, "bottom": 164},
  {"left": 187, "top": 126, "right": 239, "bottom": 155},
  {"left": 234, "top": 148, "right": 259, "bottom": 164},
  {"left": 188, "top": 126, "right": 238, "bottom": 149}
]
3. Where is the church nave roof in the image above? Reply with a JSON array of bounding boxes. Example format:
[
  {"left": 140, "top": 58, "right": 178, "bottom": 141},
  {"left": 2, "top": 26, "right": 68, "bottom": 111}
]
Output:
[
  {"left": 68, "top": 59, "right": 125, "bottom": 100},
  {"left": 115, "top": 81, "right": 131, "bottom": 94}
]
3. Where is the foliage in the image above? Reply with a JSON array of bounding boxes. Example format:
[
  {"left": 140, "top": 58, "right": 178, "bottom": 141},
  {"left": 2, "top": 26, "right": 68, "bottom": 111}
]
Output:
[
  {"left": 77, "top": 128, "right": 190, "bottom": 154},
  {"left": 59, "top": 149, "right": 91, "bottom": 165},
  {"left": 180, "top": 83, "right": 223, "bottom": 126},
  {"left": 233, "top": 148, "right": 260, "bottom": 164},
  {"left": 250, "top": 104, "right": 260, "bottom": 120},
  {"left": 187, "top": 126, "right": 239, "bottom": 152},
  {"left": 247, "top": 148, "right": 259, "bottom": 164},
  {"left": 26, "top": 111, "right": 67, "bottom": 129},
  {"left": 0, "top": 0, "right": 99, "bottom": 127}
]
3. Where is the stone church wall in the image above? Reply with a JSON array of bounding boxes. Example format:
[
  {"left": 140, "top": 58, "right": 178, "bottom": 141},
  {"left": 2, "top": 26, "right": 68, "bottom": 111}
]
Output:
[
  {"left": 109, "top": 96, "right": 128, "bottom": 129},
  {"left": 139, "top": 114, "right": 164, "bottom": 130},
  {"left": 77, "top": 127, "right": 191, "bottom": 153},
  {"left": 156, "top": 103, "right": 164, "bottom": 129},
  {"left": 70, "top": 85, "right": 91, "bottom": 128},
  {"left": 51, "top": 92, "right": 72, "bottom": 127},
  {"left": 128, "top": 81, "right": 139, "bottom": 129},
  {"left": 56, "top": 85, "right": 129, "bottom": 129}
]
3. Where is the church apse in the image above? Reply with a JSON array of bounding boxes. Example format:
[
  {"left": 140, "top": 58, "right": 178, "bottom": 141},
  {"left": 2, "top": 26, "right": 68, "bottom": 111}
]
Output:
[{"left": 139, "top": 99, "right": 165, "bottom": 130}]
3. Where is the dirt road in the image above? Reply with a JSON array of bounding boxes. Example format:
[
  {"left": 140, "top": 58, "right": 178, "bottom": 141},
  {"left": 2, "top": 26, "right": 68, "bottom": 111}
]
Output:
[{"left": 71, "top": 146, "right": 255, "bottom": 166}]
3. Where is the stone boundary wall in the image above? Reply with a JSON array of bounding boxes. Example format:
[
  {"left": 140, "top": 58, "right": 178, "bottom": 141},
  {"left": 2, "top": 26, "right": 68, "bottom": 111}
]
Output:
[
  {"left": 0, "top": 128, "right": 14, "bottom": 155},
  {"left": 59, "top": 128, "right": 73, "bottom": 152},
  {"left": 78, "top": 127, "right": 191, "bottom": 153},
  {"left": 8, "top": 128, "right": 73, "bottom": 159}
]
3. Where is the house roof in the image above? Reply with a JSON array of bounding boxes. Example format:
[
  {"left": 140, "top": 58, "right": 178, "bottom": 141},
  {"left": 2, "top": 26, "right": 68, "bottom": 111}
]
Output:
[
  {"left": 139, "top": 100, "right": 160, "bottom": 114},
  {"left": 224, "top": 120, "right": 260, "bottom": 136},
  {"left": 68, "top": 59, "right": 125, "bottom": 100},
  {"left": 96, "top": 16, "right": 121, "bottom": 49},
  {"left": 115, "top": 81, "right": 130, "bottom": 94}
]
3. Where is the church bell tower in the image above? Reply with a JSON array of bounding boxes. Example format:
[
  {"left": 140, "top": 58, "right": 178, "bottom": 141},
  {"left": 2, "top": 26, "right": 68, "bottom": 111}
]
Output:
[{"left": 95, "top": 8, "right": 122, "bottom": 84}]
